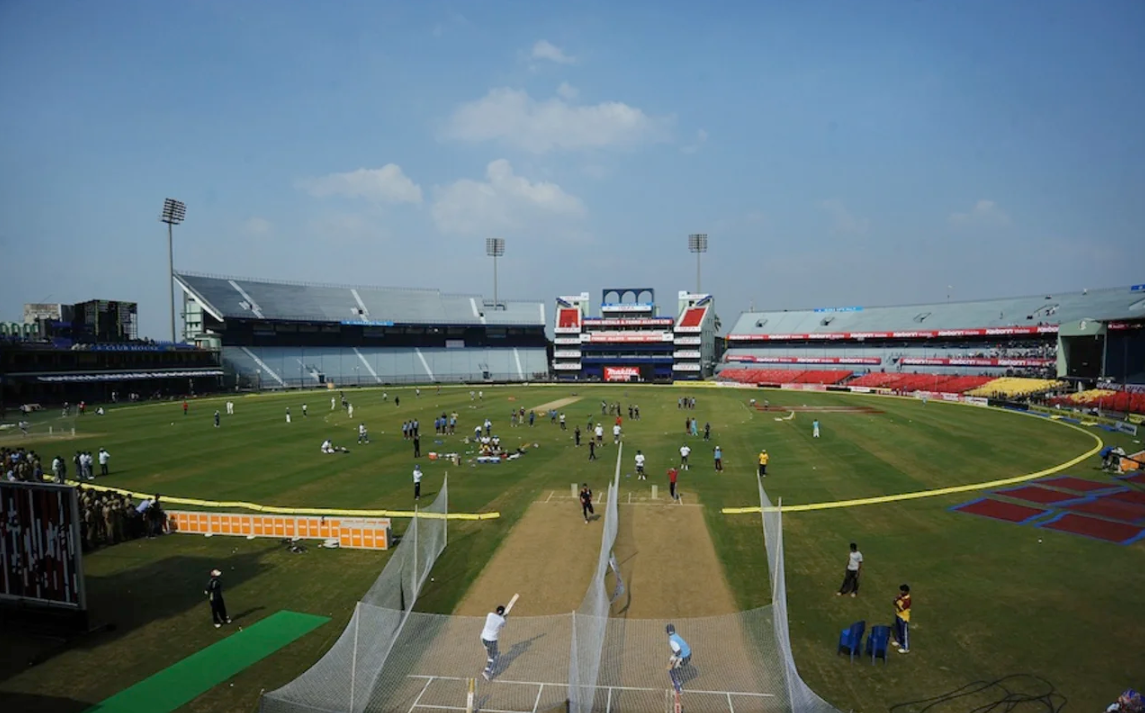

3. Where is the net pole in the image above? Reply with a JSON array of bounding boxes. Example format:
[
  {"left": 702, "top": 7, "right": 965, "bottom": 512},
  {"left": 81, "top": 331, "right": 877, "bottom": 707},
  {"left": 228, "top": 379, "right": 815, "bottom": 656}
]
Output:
[
  {"left": 412, "top": 504, "right": 418, "bottom": 603},
  {"left": 569, "top": 610, "right": 577, "bottom": 709},
  {"left": 442, "top": 473, "right": 448, "bottom": 549},
  {"left": 348, "top": 603, "right": 360, "bottom": 713}
]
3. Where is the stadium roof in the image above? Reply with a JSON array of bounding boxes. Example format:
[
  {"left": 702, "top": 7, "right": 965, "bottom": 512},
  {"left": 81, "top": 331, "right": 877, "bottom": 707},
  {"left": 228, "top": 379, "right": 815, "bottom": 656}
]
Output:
[
  {"left": 728, "top": 285, "right": 1145, "bottom": 337},
  {"left": 175, "top": 272, "right": 545, "bottom": 327}
]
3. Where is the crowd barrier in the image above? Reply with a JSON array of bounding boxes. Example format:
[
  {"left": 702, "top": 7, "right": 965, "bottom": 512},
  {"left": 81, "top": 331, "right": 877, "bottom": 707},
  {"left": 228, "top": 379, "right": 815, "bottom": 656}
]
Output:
[{"left": 167, "top": 511, "right": 393, "bottom": 550}]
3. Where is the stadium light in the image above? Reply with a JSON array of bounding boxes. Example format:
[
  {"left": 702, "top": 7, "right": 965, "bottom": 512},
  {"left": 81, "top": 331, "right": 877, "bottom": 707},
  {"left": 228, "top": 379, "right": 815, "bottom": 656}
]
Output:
[
  {"left": 160, "top": 198, "right": 187, "bottom": 342},
  {"left": 486, "top": 237, "right": 505, "bottom": 309},
  {"left": 688, "top": 233, "right": 709, "bottom": 293}
]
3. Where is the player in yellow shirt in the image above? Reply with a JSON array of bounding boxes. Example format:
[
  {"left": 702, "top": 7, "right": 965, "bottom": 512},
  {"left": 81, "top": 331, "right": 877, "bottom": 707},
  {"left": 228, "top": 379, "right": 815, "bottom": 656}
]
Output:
[
  {"left": 892, "top": 584, "right": 911, "bottom": 654},
  {"left": 757, "top": 450, "right": 769, "bottom": 477}
]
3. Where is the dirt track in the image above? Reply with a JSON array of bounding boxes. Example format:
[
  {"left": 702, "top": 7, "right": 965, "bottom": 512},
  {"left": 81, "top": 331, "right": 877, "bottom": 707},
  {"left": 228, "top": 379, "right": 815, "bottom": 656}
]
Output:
[
  {"left": 611, "top": 502, "right": 738, "bottom": 618},
  {"left": 454, "top": 500, "right": 602, "bottom": 616},
  {"left": 530, "top": 396, "right": 583, "bottom": 413}
]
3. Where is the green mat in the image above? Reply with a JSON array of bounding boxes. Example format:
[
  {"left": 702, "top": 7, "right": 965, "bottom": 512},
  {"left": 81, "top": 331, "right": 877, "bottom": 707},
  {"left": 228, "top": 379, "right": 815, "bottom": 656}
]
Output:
[{"left": 86, "top": 610, "right": 329, "bottom": 713}]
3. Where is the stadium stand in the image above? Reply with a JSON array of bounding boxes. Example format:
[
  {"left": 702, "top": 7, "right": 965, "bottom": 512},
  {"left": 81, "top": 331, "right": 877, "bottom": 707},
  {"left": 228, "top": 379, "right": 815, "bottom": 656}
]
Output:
[
  {"left": 966, "top": 377, "right": 1064, "bottom": 399},
  {"left": 176, "top": 272, "right": 549, "bottom": 387},
  {"left": 1050, "top": 389, "right": 1145, "bottom": 416},
  {"left": 721, "top": 285, "right": 1145, "bottom": 391}
]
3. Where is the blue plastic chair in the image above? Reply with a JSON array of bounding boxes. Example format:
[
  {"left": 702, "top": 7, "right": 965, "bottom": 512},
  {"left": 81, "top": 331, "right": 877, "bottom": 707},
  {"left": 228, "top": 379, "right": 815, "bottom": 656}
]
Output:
[
  {"left": 837, "top": 620, "right": 866, "bottom": 662},
  {"left": 866, "top": 625, "right": 891, "bottom": 664}
]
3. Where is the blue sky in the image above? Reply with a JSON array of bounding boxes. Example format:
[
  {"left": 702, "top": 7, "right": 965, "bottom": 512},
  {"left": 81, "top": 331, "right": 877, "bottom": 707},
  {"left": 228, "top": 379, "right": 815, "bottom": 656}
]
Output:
[{"left": 1, "top": 0, "right": 1142, "bottom": 338}]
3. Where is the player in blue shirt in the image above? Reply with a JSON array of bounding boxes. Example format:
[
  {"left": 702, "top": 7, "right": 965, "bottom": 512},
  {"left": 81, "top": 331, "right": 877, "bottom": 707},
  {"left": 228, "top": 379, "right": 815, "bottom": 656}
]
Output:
[{"left": 666, "top": 624, "right": 692, "bottom": 692}]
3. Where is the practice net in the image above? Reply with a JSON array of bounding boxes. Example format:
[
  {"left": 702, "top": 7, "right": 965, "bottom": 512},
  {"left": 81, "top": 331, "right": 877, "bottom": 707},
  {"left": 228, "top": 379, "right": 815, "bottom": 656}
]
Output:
[{"left": 261, "top": 461, "right": 843, "bottom": 713}]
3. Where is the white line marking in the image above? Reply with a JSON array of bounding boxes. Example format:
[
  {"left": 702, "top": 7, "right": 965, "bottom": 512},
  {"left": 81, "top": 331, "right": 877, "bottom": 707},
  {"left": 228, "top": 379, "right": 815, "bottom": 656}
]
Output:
[
  {"left": 408, "top": 676, "right": 435, "bottom": 713},
  {"left": 470, "top": 298, "right": 486, "bottom": 325},
  {"left": 350, "top": 288, "right": 369, "bottom": 318},
  {"left": 545, "top": 491, "right": 553, "bottom": 503},
  {"left": 240, "top": 347, "right": 285, "bottom": 387},
  {"left": 531, "top": 684, "right": 544, "bottom": 713},
  {"left": 416, "top": 348, "right": 435, "bottom": 381},
  {"left": 406, "top": 675, "right": 775, "bottom": 697},
  {"left": 606, "top": 687, "right": 613, "bottom": 713},
  {"left": 354, "top": 347, "right": 382, "bottom": 383},
  {"left": 727, "top": 691, "right": 735, "bottom": 713},
  {"left": 229, "top": 280, "right": 264, "bottom": 318},
  {"left": 413, "top": 705, "right": 526, "bottom": 713}
]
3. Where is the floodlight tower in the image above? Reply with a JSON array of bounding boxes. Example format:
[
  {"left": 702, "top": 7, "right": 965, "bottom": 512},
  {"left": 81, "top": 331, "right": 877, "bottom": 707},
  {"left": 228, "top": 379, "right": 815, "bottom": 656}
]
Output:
[
  {"left": 160, "top": 198, "right": 187, "bottom": 342},
  {"left": 486, "top": 237, "right": 505, "bottom": 309},
  {"left": 688, "top": 233, "right": 709, "bottom": 293}
]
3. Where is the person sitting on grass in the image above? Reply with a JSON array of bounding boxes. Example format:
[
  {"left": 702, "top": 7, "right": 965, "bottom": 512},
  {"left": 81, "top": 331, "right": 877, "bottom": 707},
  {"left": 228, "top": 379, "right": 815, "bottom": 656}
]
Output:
[{"left": 1107, "top": 690, "right": 1143, "bottom": 713}]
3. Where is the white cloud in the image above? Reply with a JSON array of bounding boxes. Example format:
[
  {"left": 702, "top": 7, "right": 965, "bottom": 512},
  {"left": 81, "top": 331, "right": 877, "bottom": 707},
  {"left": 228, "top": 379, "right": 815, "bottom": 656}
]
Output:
[
  {"left": 556, "top": 82, "right": 579, "bottom": 101},
  {"left": 531, "top": 40, "right": 576, "bottom": 65},
  {"left": 820, "top": 199, "right": 870, "bottom": 235},
  {"left": 243, "top": 217, "right": 273, "bottom": 237},
  {"left": 432, "top": 12, "right": 468, "bottom": 38},
  {"left": 442, "top": 88, "right": 671, "bottom": 153},
  {"left": 301, "top": 164, "right": 423, "bottom": 204},
  {"left": 948, "top": 199, "right": 1011, "bottom": 227},
  {"left": 681, "top": 128, "right": 708, "bottom": 154},
  {"left": 431, "top": 159, "right": 585, "bottom": 236}
]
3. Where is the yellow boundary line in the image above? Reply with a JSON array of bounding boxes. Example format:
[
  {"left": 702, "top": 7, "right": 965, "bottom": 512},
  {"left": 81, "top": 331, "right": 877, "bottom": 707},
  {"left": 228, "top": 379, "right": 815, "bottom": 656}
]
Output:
[
  {"left": 68, "top": 481, "right": 499, "bottom": 520},
  {"left": 722, "top": 398, "right": 1106, "bottom": 515}
]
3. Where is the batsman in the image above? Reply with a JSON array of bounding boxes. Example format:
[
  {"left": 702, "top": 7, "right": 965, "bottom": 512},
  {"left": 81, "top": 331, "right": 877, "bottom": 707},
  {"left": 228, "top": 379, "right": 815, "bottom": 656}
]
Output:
[
  {"left": 481, "top": 594, "right": 519, "bottom": 680},
  {"left": 665, "top": 623, "right": 692, "bottom": 693}
]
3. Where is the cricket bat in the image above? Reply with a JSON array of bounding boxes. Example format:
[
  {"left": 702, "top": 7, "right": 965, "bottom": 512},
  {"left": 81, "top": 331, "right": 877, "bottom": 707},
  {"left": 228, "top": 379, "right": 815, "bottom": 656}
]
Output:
[{"left": 504, "top": 593, "right": 520, "bottom": 615}]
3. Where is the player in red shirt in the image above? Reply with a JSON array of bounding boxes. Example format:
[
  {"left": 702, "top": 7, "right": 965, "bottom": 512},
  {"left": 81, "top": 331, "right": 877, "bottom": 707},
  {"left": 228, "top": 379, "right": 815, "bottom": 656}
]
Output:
[{"left": 667, "top": 467, "right": 679, "bottom": 501}]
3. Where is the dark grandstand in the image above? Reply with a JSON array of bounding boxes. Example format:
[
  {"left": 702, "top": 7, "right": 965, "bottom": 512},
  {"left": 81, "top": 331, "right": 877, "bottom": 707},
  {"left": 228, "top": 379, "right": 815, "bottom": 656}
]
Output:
[{"left": 175, "top": 272, "right": 549, "bottom": 388}]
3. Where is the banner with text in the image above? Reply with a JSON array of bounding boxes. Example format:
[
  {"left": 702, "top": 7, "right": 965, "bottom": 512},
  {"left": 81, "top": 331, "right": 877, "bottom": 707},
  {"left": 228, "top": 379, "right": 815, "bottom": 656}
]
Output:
[
  {"left": 728, "top": 325, "right": 1059, "bottom": 341},
  {"left": 727, "top": 355, "right": 882, "bottom": 365}
]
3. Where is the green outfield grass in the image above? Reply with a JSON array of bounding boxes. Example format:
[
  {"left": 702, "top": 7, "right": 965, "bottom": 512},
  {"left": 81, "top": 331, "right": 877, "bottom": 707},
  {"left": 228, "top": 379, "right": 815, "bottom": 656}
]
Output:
[{"left": 0, "top": 385, "right": 1141, "bottom": 713}]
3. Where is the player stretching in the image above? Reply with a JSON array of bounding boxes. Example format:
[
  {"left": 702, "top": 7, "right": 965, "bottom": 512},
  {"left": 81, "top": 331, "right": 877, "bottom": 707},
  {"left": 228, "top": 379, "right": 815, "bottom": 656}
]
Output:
[
  {"left": 480, "top": 604, "right": 508, "bottom": 680},
  {"left": 665, "top": 624, "right": 692, "bottom": 698},
  {"left": 580, "top": 483, "right": 594, "bottom": 524}
]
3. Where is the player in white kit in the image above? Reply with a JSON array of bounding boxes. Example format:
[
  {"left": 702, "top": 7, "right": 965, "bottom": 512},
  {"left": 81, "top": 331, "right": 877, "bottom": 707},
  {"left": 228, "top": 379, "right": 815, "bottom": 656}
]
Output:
[
  {"left": 635, "top": 451, "right": 646, "bottom": 480},
  {"left": 480, "top": 605, "right": 508, "bottom": 680}
]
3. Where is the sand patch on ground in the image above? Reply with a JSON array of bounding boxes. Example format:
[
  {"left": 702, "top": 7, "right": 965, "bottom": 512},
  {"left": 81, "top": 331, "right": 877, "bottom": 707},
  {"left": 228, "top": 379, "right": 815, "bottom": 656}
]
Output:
[
  {"left": 454, "top": 500, "right": 602, "bottom": 617},
  {"left": 611, "top": 502, "right": 738, "bottom": 618},
  {"left": 529, "top": 396, "right": 583, "bottom": 413}
]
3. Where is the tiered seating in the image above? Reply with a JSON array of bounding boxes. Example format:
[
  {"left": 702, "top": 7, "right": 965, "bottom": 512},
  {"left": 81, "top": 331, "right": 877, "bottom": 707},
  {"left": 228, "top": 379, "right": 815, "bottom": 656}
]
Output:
[
  {"left": 967, "top": 377, "right": 1063, "bottom": 398},
  {"left": 718, "top": 368, "right": 804, "bottom": 384},
  {"left": 1052, "top": 389, "right": 1117, "bottom": 406},
  {"left": 1051, "top": 390, "right": 1145, "bottom": 415},
  {"left": 848, "top": 373, "right": 906, "bottom": 389},
  {"left": 678, "top": 307, "right": 707, "bottom": 328},
  {"left": 937, "top": 376, "right": 996, "bottom": 393},
  {"left": 844, "top": 373, "right": 996, "bottom": 393},
  {"left": 794, "top": 370, "right": 853, "bottom": 385}
]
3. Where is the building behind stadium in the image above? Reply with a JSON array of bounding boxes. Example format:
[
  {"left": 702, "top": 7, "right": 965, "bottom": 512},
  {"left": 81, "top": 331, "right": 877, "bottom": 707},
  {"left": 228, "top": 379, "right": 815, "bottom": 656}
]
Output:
[{"left": 2, "top": 299, "right": 221, "bottom": 406}]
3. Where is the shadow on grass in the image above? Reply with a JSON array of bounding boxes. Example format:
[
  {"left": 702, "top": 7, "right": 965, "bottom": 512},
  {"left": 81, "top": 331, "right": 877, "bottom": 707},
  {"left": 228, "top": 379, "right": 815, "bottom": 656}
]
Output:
[
  {"left": 0, "top": 542, "right": 277, "bottom": 684},
  {"left": 0, "top": 691, "right": 91, "bottom": 713}
]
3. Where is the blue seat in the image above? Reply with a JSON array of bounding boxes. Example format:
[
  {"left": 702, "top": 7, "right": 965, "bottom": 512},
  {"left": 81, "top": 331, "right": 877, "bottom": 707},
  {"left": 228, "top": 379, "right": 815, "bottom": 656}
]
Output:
[
  {"left": 837, "top": 620, "right": 865, "bottom": 662},
  {"left": 866, "top": 625, "right": 891, "bottom": 663}
]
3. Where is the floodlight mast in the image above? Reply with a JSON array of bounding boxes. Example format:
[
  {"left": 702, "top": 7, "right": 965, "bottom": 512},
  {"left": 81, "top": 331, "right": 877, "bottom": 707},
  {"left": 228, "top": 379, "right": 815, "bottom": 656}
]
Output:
[
  {"left": 160, "top": 198, "right": 187, "bottom": 342},
  {"left": 688, "top": 233, "right": 709, "bottom": 293},
  {"left": 486, "top": 238, "right": 505, "bottom": 310}
]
